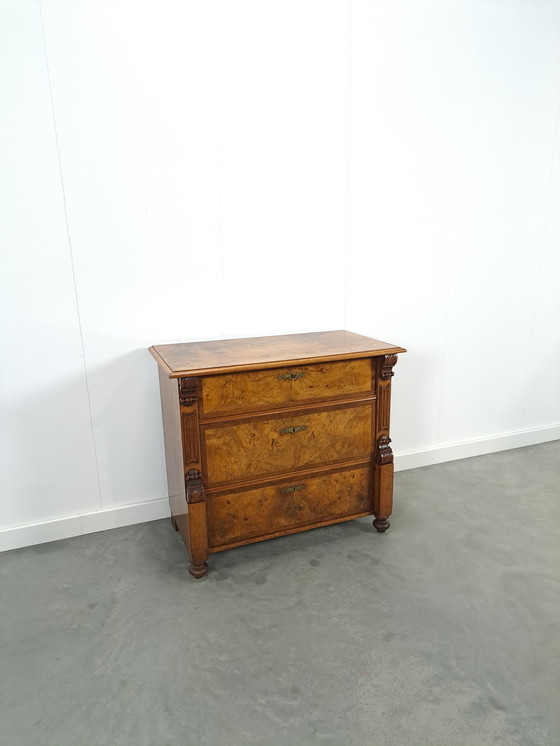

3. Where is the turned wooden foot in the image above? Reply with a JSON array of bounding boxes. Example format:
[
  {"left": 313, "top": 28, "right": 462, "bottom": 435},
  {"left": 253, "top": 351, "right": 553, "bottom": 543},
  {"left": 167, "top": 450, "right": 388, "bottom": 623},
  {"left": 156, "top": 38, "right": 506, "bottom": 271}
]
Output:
[
  {"left": 170, "top": 515, "right": 179, "bottom": 532},
  {"left": 188, "top": 561, "right": 208, "bottom": 579},
  {"left": 373, "top": 518, "right": 391, "bottom": 533}
]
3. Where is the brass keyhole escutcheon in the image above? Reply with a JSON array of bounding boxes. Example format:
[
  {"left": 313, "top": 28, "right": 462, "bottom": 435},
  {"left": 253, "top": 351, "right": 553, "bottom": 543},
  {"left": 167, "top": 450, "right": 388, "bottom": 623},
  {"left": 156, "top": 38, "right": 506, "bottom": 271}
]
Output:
[
  {"left": 280, "top": 425, "right": 308, "bottom": 435},
  {"left": 277, "top": 371, "right": 306, "bottom": 381},
  {"left": 280, "top": 484, "right": 307, "bottom": 494}
]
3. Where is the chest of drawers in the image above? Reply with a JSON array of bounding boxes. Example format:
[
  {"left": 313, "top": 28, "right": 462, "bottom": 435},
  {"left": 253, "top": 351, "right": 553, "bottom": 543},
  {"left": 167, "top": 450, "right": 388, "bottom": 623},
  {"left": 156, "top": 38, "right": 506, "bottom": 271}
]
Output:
[{"left": 150, "top": 330, "right": 405, "bottom": 578}]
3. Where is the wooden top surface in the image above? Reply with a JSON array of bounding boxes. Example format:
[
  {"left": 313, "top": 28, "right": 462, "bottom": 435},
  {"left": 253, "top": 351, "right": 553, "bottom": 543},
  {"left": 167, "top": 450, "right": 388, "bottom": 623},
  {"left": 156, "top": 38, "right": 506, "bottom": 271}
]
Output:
[{"left": 149, "top": 330, "right": 406, "bottom": 378}]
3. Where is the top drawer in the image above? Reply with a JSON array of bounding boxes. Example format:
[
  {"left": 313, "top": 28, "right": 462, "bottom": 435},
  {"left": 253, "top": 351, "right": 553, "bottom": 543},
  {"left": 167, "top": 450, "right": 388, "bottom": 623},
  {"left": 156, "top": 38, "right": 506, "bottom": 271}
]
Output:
[{"left": 199, "top": 358, "right": 373, "bottom": 417}]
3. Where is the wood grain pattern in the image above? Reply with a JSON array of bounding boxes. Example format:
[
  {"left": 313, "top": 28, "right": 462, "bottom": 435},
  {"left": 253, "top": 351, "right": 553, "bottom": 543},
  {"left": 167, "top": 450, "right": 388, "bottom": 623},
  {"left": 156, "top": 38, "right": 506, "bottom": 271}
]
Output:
[
  {"left": 377, "top": 434, "right": 393, "bottom": 465},
  {"left": 180, "top": 386, "right": 208, "bottom": 577},
  {"left": 185, "top": 469, "right": 204, "bottom": 503},
  {"left": 380, "top": 354, "right": 398, "bottom": 381},
  {"left": 205, "top": 457, "right": 373, "bottom": 495},
  {"left": 200, "top": 359, "right": 372, "bottom": 417},
  {"left": 202, "top": 402, "right": 374, "bottom": 486},
  {"left": 179, "top": 377, "right": 198, "bottom": 406},
  {"left": 186, "top": 500, "right": 209, "bottom": 578},
  {"left": 207, "top": 466, "right": 372, "bottom": 549},
  {"left": 373, "top": 355, "right": 399, "bottom": 528},
  {"left": 208, "top": 510, "right": 373, "bottom": 553},
  {"left": 373, "top": 463, "right": 394, "bottom": 531},
  {"left": 157, "top": 368, "right": 185, "bottom": 521},
  {"left": 150, "top": 330, "right": 406, "bottom": 378},
  {"left": 179, "top": 377, "right": 203, "bottom": 473},
  {"left": 181, "top": 410, "right": 200, "bottom": 468},
  {"left": 377, "top": 380, "right": 391, "bottom": 434},
  {"left": 158, "top": 368, "right": 209, "bottom": 575},
  {"left": 151, "top": 330, "right": 405, "bottom": 577}
]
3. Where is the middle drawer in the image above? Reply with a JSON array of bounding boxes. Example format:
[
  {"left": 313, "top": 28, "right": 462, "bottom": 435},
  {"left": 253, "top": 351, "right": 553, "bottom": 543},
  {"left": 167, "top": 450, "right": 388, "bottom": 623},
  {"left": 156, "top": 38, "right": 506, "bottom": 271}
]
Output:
[{"left": 201, "top": 402, "right": 374, "bottom": 487}]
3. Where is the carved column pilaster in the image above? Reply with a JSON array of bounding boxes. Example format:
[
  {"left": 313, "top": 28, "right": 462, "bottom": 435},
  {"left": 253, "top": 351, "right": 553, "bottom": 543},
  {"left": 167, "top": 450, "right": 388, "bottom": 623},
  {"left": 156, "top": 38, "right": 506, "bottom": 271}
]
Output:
[
  {"left": 185, "top": 469, "right": 204, "bottom": 504},
  {"left": 377, "top": 434, "right": 393, "bottom": 465},
  {"left": 179, "top": 377, "right": 198, "bottom": 406},
  {"left": 380, "top": 354, "right": 398, "bottom": 381},
  {"left": 376, "top": 354, "right": 398, "bottom": 461},
  {"left": 177, "top": 377, "right": 208, "bottom": 578},
  {"left": 373, "top": 354, "right": 399, "bottom": 532},
  {"left": 179, "top": 377, "right": 202, "bottom": 471}
]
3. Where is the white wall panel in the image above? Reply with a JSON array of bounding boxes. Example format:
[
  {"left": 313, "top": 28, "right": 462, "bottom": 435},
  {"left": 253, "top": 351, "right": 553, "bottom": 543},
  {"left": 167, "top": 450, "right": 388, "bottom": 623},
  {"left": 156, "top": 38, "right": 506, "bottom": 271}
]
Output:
[
  {"left": 2, "top": 0, "right": 559, "bottom": 543},
  {"left": 346, "top": 0, "right": 456, "bottom": 453},
  {"left": 213, "top": 1, "right": 349, "bottom": 338},
  {"left": 523, "top": 109, "right": 560, "bottom": 430},
  {"left": 40, "top": 0, "right": 228, "bottom": 507},
  {"left": 434, "top": 1, "right": 560, "bottom": 444},
  {"left": 346, "top": 0, "right": 560, "bottom": 452},
  {"left": 0, "top": 0, "right": 99, "bottom": 527},
  {"left": 40, "top": 0, "right": 349, "bottom": 509}
]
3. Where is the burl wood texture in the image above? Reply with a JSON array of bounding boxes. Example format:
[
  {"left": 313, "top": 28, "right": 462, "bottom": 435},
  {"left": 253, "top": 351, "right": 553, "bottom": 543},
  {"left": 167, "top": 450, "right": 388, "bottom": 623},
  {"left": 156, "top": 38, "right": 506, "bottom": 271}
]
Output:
[
  {"left": 207, "top": 467, "right": 372, "bottom": 549},
  {"left": 151, "top": 330, "right": 405, "bottom": 577},
  {"left": 200, "top": 359, "right": 372, "bottom": 417},
  {"left": 150, "top": 330, "right": 406, "bottom": 378},
  {"left": 202, "top": 402, "right": 374, "bottom": 486}
]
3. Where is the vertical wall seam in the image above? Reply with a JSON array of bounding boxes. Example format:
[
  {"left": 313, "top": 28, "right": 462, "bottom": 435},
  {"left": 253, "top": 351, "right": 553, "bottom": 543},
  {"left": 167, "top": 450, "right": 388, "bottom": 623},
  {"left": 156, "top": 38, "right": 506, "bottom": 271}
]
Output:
[
  {"left": 343, "top": 0, "right": 353, "bottom": 331},
  {"left": 434, "top": 276, "right": 452, "bottom": 447},
  {"left": 215, "top": 129, "right": 227, "bottom": 340},
  {"left": 39, "top": 0, "right": 103, "bottom": 509}
]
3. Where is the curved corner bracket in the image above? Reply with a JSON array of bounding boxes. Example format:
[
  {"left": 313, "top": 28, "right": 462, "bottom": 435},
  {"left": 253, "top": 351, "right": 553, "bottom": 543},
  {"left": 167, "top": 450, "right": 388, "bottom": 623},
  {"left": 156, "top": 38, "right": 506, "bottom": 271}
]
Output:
[
  {"left": 179, "top": 377, "right": 198, "bottom": 406},
  {"left": 185, "top": 469, "right": 204, "bottom": 504},
  {"left": 380, "top": 355, "right": 398, "bottom": 381},
  {"left": 377, "top": 434, "right": 394, "bottom": 465}
]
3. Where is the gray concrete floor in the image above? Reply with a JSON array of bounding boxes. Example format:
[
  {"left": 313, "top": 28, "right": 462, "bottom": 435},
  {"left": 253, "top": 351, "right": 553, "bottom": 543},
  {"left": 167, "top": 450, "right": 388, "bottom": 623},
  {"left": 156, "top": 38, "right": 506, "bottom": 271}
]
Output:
[{"left": 1, "top": 442, "right": 559, "bottom": 746}]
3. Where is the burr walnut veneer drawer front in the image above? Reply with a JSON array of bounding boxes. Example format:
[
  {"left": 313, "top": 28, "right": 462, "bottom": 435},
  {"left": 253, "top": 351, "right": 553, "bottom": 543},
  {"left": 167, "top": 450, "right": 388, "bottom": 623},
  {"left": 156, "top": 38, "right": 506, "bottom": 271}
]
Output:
[
  {"left": 207, "top": 466, "right": 373, "bottom": 549},
  {"left": 150, "top": 330, "right": 406, "bottom": 578},
  {"left": 200, "top": 359, "right": 372, "bottom": 417},
  {"left": 202, "top": 402, "right": 374, "bottom": 487}
]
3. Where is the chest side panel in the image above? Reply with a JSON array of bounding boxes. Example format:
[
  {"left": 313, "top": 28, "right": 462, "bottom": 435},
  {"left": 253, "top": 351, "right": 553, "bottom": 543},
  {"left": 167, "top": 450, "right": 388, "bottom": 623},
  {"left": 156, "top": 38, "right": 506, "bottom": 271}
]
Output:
[{"left": 157, "top": 368, "right": 184, "bottom": 512}]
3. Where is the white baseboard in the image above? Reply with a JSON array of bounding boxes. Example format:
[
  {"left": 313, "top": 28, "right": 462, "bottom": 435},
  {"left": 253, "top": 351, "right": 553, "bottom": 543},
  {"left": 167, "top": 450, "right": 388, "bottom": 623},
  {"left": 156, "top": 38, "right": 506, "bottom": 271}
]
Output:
[
  {"left": 394, "top": 424, "right": 560, "bottom": 471},
  {"left": 0, "top": 497, "right": 170, "bottom": 553},
  {"left": 2, "top": 425, "right": 558, "bottom": 553}
]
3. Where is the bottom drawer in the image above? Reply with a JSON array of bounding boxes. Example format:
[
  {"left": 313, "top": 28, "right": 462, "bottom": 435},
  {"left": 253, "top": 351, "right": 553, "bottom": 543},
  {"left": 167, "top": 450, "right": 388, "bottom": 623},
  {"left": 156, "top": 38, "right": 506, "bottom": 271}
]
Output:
[{"left": 206, "top": 466, "right": 372, "bottom": 550}]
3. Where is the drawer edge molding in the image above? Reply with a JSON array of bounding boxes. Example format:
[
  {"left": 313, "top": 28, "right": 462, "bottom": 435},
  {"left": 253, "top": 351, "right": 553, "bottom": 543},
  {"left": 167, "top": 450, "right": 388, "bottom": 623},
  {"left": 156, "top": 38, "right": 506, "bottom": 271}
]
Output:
[
  {"left": 208, "top": 511, "right": 373, "bottom": 553},
  {"left": 199, "top": 395, "right": 376, "bottom": 427},
  {"left": 205, "top": 458, "right": 375, "bottom": 496},
  {"left": 200, "top": 391, "right": 377, "bottom": 422}
]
